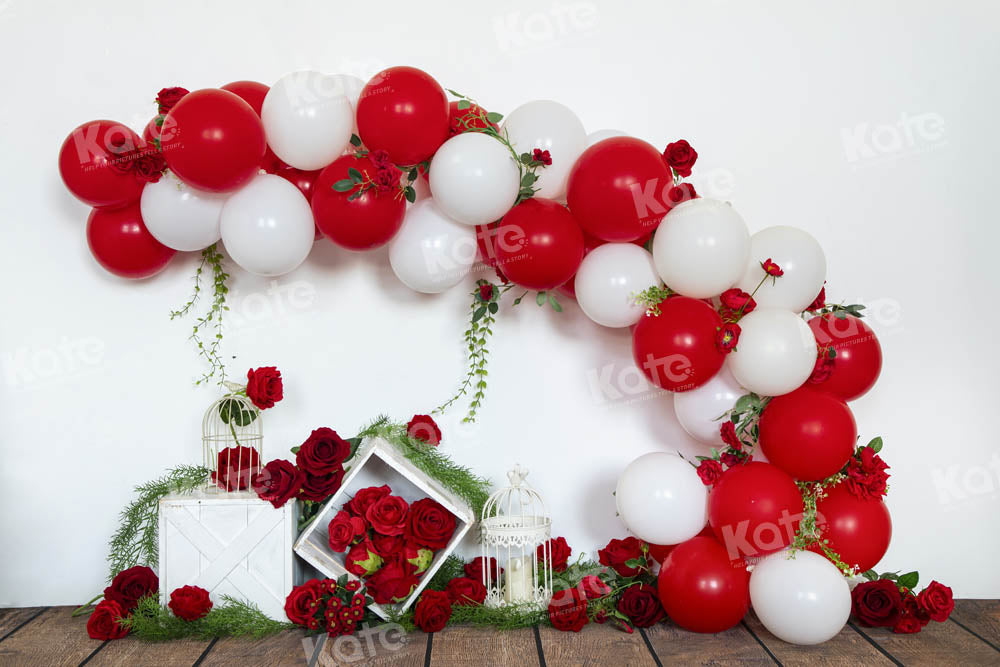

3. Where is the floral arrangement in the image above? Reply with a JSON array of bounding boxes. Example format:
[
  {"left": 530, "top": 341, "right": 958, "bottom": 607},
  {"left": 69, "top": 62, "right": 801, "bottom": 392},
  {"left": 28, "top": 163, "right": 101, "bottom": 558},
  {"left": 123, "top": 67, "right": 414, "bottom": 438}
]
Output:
[
  {"left": 284, "top": 576, "right": 373, "bottom": 637},
  {"left": 852, "top": 575, "right": 954, "bottom": 634}
]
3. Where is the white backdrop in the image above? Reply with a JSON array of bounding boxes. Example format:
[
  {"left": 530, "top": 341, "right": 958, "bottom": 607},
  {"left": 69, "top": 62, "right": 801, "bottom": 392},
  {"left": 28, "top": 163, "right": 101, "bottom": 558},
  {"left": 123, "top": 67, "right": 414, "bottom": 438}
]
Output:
[{"left": 1, "top": 0, "right": 998, "bottom": 605}]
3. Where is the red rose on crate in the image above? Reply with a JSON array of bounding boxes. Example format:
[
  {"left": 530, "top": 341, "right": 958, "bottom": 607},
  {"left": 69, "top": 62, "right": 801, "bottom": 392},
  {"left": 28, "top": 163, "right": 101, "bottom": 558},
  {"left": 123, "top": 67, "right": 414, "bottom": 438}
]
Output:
[
  {"left": 87, "top": 599, "right": 130, "bottom": 640},
  {"left": 406, "top": 497, "right": 456, "bottom": 549},
  {"left": 296, "top": 427, "right": 352, "bottom": 474},
  {"left": 404, "top": 543, "right": 434, "bottom": 574},
  {"left": 598, "top": 537, "right": 647, "bottom": 577},
  {"left": 846, "top": 448, "right": 890, "bottom": 500},
  {"left": 346, "top": 539, "right": 384, "bottom": 577},
  {"left": 366, "top": 495, "right": 410, "bottom": 536},
  {"left": 372, "top": 533, "right": 406, "bottom": 558},
  {"left": 168, "top": 585, "right": 213, "bottom": 621},
  {"left": 414, "top": 590, "right": 453, "bottom": 633},
  {"left": 367, "top": 557, "right": 420, "bottom": 604},
  {"left": 617, "top": 583, "right": 665, "bottom": 628},
  {"left": 329, "top": 510, "right": 365, "bottom": 553},
  {"left": 347, "top": 485, "right": 391, "bottom": 518},
  {"left": 537, "top": 536, "right": 571, "bottom": 572},
  {"left": 578, "top": 575, "right": 611, "bottom": 600},
  {"left": 548, "top": 587, "right": 588, "bottom": 632},
  {"left": 103, "top": 565, "right": 159, "bottom": 612},
  {"left": 852, "top": 579, "right": 903, "bottom": 627},
  {"left": 697, "top": 459, "right": 724, "bottom": 486},
  {"left": 464, "top": 556, "right": 503, "bottom": 583},
  {"left": 284, "top": 580, "right": 324, "bottom": 626},
  {"left": 252, "top": 459, "right": 304, "bottom": 509},
  {"left": 245, "top": 366, "right": 283, "bottom": 410},
  {"left": 297, "top": 468, "right": 344, "bottom": 502},
  {"left": 662, "top": 139, "right": 697, "bottom": 177},
  {"left": 213, "top": 445, "right": 260, "bottom": 491},
  {"left": 156, "top": 86, "right": 189, "bottom": 114},
  {"left": 446, "top": 577, "right": 487, "bottom": 606},
  {"left": 917, "top": 581, "right": 954, "bottom": 622},
  {"left": 894, "top": 594, "right": 931, "bottom": 634},
  {"left": 406, "top": 414, "right": 442, "bottom": 445}
]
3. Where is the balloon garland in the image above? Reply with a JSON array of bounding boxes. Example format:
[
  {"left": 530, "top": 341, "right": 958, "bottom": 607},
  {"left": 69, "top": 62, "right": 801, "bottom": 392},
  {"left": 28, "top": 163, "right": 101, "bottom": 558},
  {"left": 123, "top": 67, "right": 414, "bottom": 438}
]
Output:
[{"left": 58, "top": 69, "right": 953, "bottom": 644}]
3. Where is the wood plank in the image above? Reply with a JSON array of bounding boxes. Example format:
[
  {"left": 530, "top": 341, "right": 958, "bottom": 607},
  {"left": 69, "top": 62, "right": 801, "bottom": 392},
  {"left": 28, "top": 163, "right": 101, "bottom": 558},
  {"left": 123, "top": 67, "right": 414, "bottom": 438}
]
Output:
[
  {"left": 86, "top": 636, "right": 211, "bottom": 666},
  {"left": 538, "top": 622, "right": 656, "bottom": 666},
  {"left": 0, "top": 606, "right": 99, "bottom": 666},
  {"left": 853, "top": 616, "right": 1000, "bottom": 666},
  {"left": 743, "top": 611, "right": 891, "bottom": 665},
  {"left": 0, "top": 607, "right": 46, "bottom": 640},
  {"left": 430, "top": 625, "right": 539, "bottom": 667},
  {"left": 950, "top": 600, "right": 1000, "bottom": 649},
  {"left": 314, "top": 623, "right": 427, "bottom": 666},
  {"left": 202, "top": 630, "right": 312, "bottom": 666},
  {"left": 644, "top": 618, "right": 773, "bottom": 665}
]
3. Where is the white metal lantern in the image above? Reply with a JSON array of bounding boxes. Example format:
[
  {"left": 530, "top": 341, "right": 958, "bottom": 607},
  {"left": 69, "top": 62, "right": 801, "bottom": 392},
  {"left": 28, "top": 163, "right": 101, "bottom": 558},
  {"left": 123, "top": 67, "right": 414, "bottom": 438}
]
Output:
[
  {"left": 202, "top": 381, "right": 263, "bottom": 493},
  {"left": 480, "top": 465, "right": 552, "bottom": 608}
]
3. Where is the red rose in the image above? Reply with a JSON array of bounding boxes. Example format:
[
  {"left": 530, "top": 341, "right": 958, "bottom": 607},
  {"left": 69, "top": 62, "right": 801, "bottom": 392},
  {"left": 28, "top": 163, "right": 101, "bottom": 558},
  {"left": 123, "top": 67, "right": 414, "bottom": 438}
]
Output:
[
  {"left": 329, "top": 510, "right": 364, "bottom": 553},
  {"left": 374, "top": 167, "right": 400, "bottom": 192},
  {"left": 617, "top": 583, "right": 665, "bottom": 628},
  {"left": 252, "top": 459, "right": 304, "bottom": 509},
  {"left": 212, "top": 445, "right": 260, "bottom": 491},
  {"left": 720, "top": 421, "right": 742, "bottom": 451},
  {"left": 245, "top": 366, "right": 283, "bottom": 410},
  {"left": 406, "top": 414, "right": 442, "bottom": 446},
  {"left": 852, "top": 579, "right": 903, "bottom": 627},
  {"left": 720, "top": 451, "right": 744, "bottom": 468},
  {"left": 667, "top": 183, "right": 697, "bottom": 204},
  {"left": 537, "top": 536, "right": 571, "bottom": 573},
  {"left": 917, "top": 581, "right": 954, "bottom": 622},
  {"left": 548, "top": 587, "right": 588, "bottom": 632},
  {"left": 716, "top": 323, "right": 741, "bottom": 353},
  {"left": 156, "top": 86, "right": 189, "bottom": 114},
  {"left": 697, "top": 459, "right": 724, "bottom": 486},
  {"left": 285, "top": 579, "right": 324, "bottom": 626},
  {"left": 405, "top": 497, "right": 456, "bottom": 549},
  {"left": 345, "top": 539, "right": 383, "bottom": 577},
  {"left": 662, "top": 140, "right": 697, "bottom": 177},
  {"left": 370, "top": 149, "right": 392, "bottom": 168},
  {"left": 532, "top": 148, "right": 552, "bottom": 166},
  {"left": 719, "top": 288, "right": 756, "bottom": 316},
  {"left": 132, "top": 149, "right": 167, "bottom": 183},
  {"left": 168, "top": 585, "right": 213, "bottom": 621},
  {"left": 578, "top": 575, "right": 611, "bottom": 600},
  {"left": 598, "top": 537, "right": 646, "bottom": 577},
  {"left": 104, "top": 565, "right": 158, "bottom": 612},
  {"left": 446, "top": 577, "right": 487, "bottom": 606},
  {"left": 414, "top": 590, "right": 453, "bottom": 632},
  {"left": 464, "top": 556, "right": 503, "bottom": 583},
  {"left": 296, "top": 427, "right": 352, "bottom": 474},
  {"left": 809, "top": 348, "right": 836, "bottom": 384},
  {"left": 478, "top": 284, "right": 495, "bottom": 303},
  {"left": 366, "top": 495, "right": 410, "bottom": 536},
  {"left": 367, "top": 557, "right": 419, "bottom": 604},
  {"left": 372, "top": 532, "right": 406, "bottom": 557},
  {"left": 807, "top": 284, "right": 826, "bottom": 312},
  {"left": 297, "top": 468, "right": 344, "bottom": 502},
  {"left": 846, "top": 448, "right": 890, "bottom": 500},
  {"left": 87, "top": 599, "right": 130, "bottom": 640},
  {"left": 760, "top": 258, "right": 784, "bottom": 277},
  {"left": 893, "top": 594, "right": 931, "bottom": 634},
  {"left": 346, "top": 485, "right": 391, "bottom": 518}
]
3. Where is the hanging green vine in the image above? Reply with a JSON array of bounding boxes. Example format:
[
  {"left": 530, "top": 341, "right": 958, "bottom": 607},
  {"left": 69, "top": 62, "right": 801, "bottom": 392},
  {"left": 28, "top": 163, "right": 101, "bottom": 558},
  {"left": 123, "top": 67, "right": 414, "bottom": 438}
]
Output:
[{"left": 170, "top": 243, "right": 230, "bottom": 386}]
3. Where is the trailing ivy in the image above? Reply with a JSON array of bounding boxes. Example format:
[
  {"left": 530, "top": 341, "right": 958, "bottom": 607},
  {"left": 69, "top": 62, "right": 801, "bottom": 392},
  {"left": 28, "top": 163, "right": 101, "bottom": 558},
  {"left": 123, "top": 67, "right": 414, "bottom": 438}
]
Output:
[{"left": 170, "top": 243, "right": 230, "bottom": 386}]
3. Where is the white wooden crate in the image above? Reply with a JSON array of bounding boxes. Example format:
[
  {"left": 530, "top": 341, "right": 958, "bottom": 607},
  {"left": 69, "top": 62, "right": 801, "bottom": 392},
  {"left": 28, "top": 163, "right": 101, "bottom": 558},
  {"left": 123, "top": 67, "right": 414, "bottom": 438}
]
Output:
[
  {"left": 158, "top": 489, "right": 300, "bottom": 621},
  {"left": 294, "top": 436, "right": 475, "bottom": 619}
]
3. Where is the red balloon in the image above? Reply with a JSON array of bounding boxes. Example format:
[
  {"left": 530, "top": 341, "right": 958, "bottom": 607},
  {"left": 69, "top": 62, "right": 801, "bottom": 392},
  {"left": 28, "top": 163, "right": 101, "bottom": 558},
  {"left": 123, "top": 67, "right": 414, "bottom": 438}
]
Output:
[
  {"left": 220, "top": 80, "right": 285, "bottom": 173},
  {"left": 356, "top": 67, "right": 449, "bottom": 165},
  {"left": 161, "top": 89, "right": 266, "bottom": 192},
  {"left": 277, "top": 167, "right": 324, "bottom": 239},
  {"left": 811, "top": 482, "right": 892, "bottom": 573},
  {"left": 86, "top": 204, "right": 175, "bottom": 279},
  {"left": 708, "top": 462, "right": 804, "bottom": 560},
  {"left": 809, "top": 314, "right": 883, "bottom": 401},
  {"left": 631, "top": 297, "right": 725, "bottom": 392},
  {"left": 758, "top": 387, "right": 857, "bottom": 481},
  {"left": 476, "top": 222, "right": 500, "bottom": 269},
  {"left": 567, "top": 137, "right": 672, "bottom": 242},
  {"left": 58, "top": 120, "right": 144, "bottom": 208},
  {"left": 657, "top": 536, "right": 750, "bottom": 633},
  {"left": 312, "top": 155, "right": 406, "bottom": 250},
  {"left": 494, "top": 199, "right": 585, "bottom": 290},
  {"left": 648, "top": 526, "right": 714, "bottom": 564}
]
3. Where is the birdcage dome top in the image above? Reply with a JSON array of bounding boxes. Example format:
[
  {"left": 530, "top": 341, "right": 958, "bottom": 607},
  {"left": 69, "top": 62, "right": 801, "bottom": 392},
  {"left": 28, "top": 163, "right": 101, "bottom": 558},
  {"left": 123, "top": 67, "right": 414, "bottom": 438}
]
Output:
[{"left": 481, "top": 465, "right": 550, "bottom": 537}]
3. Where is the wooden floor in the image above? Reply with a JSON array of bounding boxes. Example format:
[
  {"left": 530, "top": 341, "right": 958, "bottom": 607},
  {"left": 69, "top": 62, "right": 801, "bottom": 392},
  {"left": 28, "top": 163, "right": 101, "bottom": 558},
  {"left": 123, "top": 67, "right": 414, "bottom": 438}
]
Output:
[{"left": 0, "top": 601, "right": 997, "bottom": 666}]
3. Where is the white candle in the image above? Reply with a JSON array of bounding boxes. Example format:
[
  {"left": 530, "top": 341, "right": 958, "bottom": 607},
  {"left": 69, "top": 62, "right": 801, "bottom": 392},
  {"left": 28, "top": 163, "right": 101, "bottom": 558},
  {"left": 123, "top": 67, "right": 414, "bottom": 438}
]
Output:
[{"left": 504, "top": 555, "right": 533, "bottom": 603}]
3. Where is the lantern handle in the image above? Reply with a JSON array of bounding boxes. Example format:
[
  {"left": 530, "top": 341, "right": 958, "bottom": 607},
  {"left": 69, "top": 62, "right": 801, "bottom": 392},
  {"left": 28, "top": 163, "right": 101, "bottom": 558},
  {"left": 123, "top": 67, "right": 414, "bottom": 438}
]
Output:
[{"left": 507, "top": 465, "right": 528, "bottom": 487}]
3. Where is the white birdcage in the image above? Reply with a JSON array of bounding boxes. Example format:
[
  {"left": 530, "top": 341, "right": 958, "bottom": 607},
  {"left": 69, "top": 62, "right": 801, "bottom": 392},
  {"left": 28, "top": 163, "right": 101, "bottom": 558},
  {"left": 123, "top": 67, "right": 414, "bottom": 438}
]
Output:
[
  {"left": 480, "top": 465, "right": 552, "bottom": 609},
  {"left": 202, "top": 381, "right": 263, "bottom": 493}
]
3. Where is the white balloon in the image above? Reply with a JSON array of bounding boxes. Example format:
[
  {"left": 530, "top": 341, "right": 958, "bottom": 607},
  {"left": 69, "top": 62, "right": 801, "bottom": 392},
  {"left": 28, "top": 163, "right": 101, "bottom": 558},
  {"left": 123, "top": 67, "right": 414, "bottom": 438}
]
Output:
[
  {"left": 750, "top": 551, "right": 852, "bottom": 645},
  {"left": 586, "top": 129, "right": 627, "bottom": 147},
  {"left": 575, "top": 244, "right": 660, "bottom": 328},
  {"left": 501, "top": 100, "right": 586, "bottom": 200},
  {"left": 727, "top": 308, "right": 816, "bottom": 396},
  {"left": 428, "top": 133, "right": 520, "bottom": 226},
  {"left": 330, "top": 74, "right": 364, "bottom": 135},
  {"left": 737, "top": 226, "right": 827, "bottom": 312},
  {"left": 652, "top": 199, "right": 750, "bottom": 298},
  {"left": 220, "top": 175, "right": 314, "bottom": 276},
  {"left": 389, "top": 199, "right": 478, "bottom": 293},
  {"left": 140, "top": 174, "right": 225, "bottom": 251},
  {"left": 673, "top": 366, "right": 746, "bottom": 445},
  {"left": 261, "top": 71, "right": 354, "bottom": 170},
  {"left": 615, "top": 452, "right": 708, "bottom": 545}
]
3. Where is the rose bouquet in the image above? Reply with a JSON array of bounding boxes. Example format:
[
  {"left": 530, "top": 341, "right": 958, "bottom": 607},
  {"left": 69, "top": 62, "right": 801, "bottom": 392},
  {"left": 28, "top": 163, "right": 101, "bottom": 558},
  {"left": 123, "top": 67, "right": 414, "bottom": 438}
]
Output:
[{"left": 285, "top": 576, "right": 372, "bottom": 637}]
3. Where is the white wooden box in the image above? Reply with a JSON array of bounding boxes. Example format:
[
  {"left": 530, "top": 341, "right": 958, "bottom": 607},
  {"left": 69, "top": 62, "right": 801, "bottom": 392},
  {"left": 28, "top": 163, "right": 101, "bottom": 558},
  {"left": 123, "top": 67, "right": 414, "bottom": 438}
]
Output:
[
  {"left": 294, "top": 436, "right": 475, "bottom": 619},
  {"left": 158, "top": 489, "right": 300, "bottom": 621}
]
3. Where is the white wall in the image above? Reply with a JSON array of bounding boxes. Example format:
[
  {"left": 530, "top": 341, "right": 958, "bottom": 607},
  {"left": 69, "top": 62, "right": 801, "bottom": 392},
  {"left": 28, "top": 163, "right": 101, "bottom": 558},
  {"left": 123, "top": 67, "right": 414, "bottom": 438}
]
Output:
[{"left": 1, "top": 0, "right": 998, "bottom": 605}]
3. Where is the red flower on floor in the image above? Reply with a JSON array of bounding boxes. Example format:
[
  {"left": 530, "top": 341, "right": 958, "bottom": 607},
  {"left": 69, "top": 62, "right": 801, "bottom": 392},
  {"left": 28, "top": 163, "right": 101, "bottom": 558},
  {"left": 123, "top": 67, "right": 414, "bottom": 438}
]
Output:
[
  {"left": 87, "top": 599, "right": 130, "bottom": 640},
  {"left": 598, "top": 537, "right": 646, "bottom": 577},
  {"left": 852, "top": 579, "right": 902, "bottom": 627},
  {"left": 414, "top": 590, "right": 453, "bottom": 632},
  {"left": 548, "top": 587, "right": 588, "bottom": 632},
  {"left": 103, "top": 565, "right": 159, "bottom": 612},
  {"left": 445, "top": 577, "right": 487, "bottom": 606},
  {"left": 578, "top": 575, "right": 611, "bottom": 599},
  {"left": 168, "top": 585, "right": 213, "bottom": 621},
  {"left": 617, "top": 583, "right": 665, "bottom": 628},
  {"left": 917, "top": 581, "right": 954, "bottom": 622}
]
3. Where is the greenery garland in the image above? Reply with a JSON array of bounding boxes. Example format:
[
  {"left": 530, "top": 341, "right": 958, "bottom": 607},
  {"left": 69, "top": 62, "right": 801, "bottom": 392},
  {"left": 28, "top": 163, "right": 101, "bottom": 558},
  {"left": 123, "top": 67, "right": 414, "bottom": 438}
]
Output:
[
  {"left": 170, "top": 243, "right": 230, "bottom": 386},
  {"left": 121, "top": 595, "right": 292, "bottom": 641}
]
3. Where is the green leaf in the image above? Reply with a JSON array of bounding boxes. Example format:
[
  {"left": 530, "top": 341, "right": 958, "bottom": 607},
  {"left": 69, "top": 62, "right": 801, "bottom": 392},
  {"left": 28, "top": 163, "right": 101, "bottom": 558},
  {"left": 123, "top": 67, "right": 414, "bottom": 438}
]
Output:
[
  {"left": 488, "top": 302, "right": 499, "bottom": 314},
  {"left": 472, "top": 306, "right": 487, "bottom": 323},
  {"left": 332, "top": 179, "right": 355, "bottom": 192},
  {"left": 408, "top": 168, "right": 418, "bottom": 181},
  {"left": 513, "top": 295, "right": 524, "bottom": 306},
  {"left": 219, "top": 398, "right": 257, "bottom": 426},
  {"left": 867, "top": 436, "right": 883, "bottom": 453},
  {"left": 349, "top": 134, "right": 362, "bottom": 147},
  {"left": 536, "top": 291, "right": 546, "bottom": 306},
  {"left": 520, "top": 173, "right": 538, "bottom": 187},
  {"left": 347, "top": 191, "right": 363, "bottom": 202},
  {"left": 548, "top": 293, "right": 562, "bottom": 312},
  {"left": 862, "top": 569, "right": 878, "bottom": 581},
  {"left": 404, "top": 186, "right": 416, "bottom": 203},
  {"left": 485, "top": 111, "right": 503, "bottom": 124},
  {"left": 290, "top": 446, "right": 300, "bottom": 455},
  {"left": 348, "top": 167, "right": 363, "bottom": 183},
  {"left": 897, "top": 571, "right": 919, "bottom": 590},
  {"left": 623, "top": 557, "right": 646, "bottom": 570},
  {"left": 457, "top": 99, "right": 471, "bottom": 110},
  {"left": 445, "top": 88, "right": 463, "bottom": 98}
]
